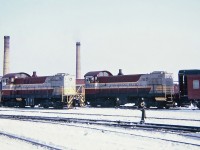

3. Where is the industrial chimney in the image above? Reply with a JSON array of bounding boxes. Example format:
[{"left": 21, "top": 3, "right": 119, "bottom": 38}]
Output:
[
  {"left": 76, "top": 42, "right": 81, "bottom": 79},
  {"left": 3, "top": 36, "right": 10, "bottom": 75}
]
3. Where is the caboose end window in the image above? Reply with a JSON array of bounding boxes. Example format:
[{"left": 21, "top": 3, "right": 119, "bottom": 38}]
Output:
[{"left": 193, "top": 80, "right": 199, "bottom": 89}]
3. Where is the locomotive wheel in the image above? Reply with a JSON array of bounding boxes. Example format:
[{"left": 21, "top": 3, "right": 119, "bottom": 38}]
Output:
[
  {"left": 43, "top": 104, "right": 49, "bottom": 109},
  {"left": 197, "top": 102, "right": 200, "bottom": 109},
  {"left": 103, "top": 101, "right": 114, "bottom": 107},
  {"left": 53, "top": 102, "right": 64, "bottom": 109},
  {"left": 165, "top": 105, "right": 170, "bottom": 109},
  {"left": 157, "top": 104, "right": 164, "bottom": 109},
  {"left": 146, "top": 104, "right": 150, "bottom": 109},
  {"left": 19, "top": 100, "right": 26, "bottom": 108},
  {"left": 90, "top": 103, "right": 97, "bottom": 107}
]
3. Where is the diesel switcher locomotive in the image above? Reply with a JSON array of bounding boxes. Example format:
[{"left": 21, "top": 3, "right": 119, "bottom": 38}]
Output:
[
  {"left": 0, "top": 72, "right": 77, "bottom": 108},
  {"left": 84, "top": 70, "right": 174, "bottom": 108}
]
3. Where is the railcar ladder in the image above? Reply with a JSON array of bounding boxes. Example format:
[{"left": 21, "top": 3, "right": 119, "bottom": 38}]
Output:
[{"left": 67, "top": 85, "right": 85, "bottom": 108}]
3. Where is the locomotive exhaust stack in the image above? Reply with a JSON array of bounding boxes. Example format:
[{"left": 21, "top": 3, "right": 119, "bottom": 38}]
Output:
[
  {"left": 32, "top": 71, "right": 37, "bottom": 77},
  {"left": 3, "top": 36, "right": 10, "bottom": 75},
  {"left": 118, "top": 69, "right": 123, "bottom": 75}
]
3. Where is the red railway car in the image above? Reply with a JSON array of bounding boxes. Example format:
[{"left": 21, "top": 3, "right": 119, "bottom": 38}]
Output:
[
  {"left": 84, "top": 70, "right": 174, "bottom": 108},
  {"left": 187, "top": 75, "right": 200, "bottom": 100},
  {"left": 177, "top": 70, "right": 200, "bottom": 108}
]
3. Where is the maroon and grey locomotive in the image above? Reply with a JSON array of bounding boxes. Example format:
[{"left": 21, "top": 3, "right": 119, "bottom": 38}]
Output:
[
  {"left": 84, "top": 70, "right": 174, "bottom": 108},
  {"left": 0, "top": 72, "right": 76, "bottom": 108}
]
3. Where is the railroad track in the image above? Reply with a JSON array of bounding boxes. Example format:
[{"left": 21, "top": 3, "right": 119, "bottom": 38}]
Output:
[
  {"left": 1, "top": 114, "right": 200, "bottom": 133},
  {"left": 0, "top": 131, "right": 62, "bottom": 150},
  {"left": 1, "top": 109, "right": 200, "bottom": 122},
  {"left": 0, "top": 114, "right": 200, "bottom": 147}
]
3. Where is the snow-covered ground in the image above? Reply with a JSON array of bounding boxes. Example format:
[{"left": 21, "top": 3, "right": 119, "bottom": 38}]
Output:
[
  {"left": 0, "top": 106, "right": 199, "bottom": 150},
  {"left": 0, "top": 106, "right": 199, "bottom": 126}
]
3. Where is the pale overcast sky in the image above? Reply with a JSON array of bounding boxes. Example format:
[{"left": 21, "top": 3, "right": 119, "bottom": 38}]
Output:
[{"left": 0, "top": 0, "right": 200, "bottom": 80}]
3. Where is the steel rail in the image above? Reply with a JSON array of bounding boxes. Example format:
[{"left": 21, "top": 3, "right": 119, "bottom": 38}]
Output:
[
  {"left": 0, "top": 131, "right": 62, "bottom": 150},
  {"left": 0, "top": 114, "right": 200, "bottom": 133},
  {"left": 0, "top": 114, "right": 200, "bottom": 147},
  {"left": 0, "top": 109, "right": 199, "bottom": 122}
]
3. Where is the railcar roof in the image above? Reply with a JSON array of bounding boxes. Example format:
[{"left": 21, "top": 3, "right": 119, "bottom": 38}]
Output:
[
  {"left": 84, "top": 71, "right": 113, "bottom": 77},
  {"left": 98, "top": 74, "right": 143, "bottom": 83},
  {"left": 2, "top": 72, "right": 31, "bottom": 78},
  {"left": 179, "top": 69, "right": 200, "bottom": 75}
]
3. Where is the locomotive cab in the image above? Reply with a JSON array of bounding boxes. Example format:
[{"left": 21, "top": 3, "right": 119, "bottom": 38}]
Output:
[
  {"left": 85, "top": 71, "right": 113, "bottom": 84},
  {"left": 1, "top": 72, "right": 31, "bottom": 87},
  {"left": 2, "top": 78, "right": 8, "bottom": 86},
  {"left": 85, "top": 76, "right": 95, "bottom": 84}
]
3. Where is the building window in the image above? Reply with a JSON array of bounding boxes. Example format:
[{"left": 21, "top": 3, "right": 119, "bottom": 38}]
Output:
[{"left": 193, "top": 80, "right": 199, "bottom": 89}]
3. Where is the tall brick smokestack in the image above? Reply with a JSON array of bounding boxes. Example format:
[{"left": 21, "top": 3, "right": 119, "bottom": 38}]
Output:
[
  {"left": 76, "top": 42, "right": 81, "bottom": 79},
  {"left": 3, "top": 36, "right": 10, "bottom": 75}
]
